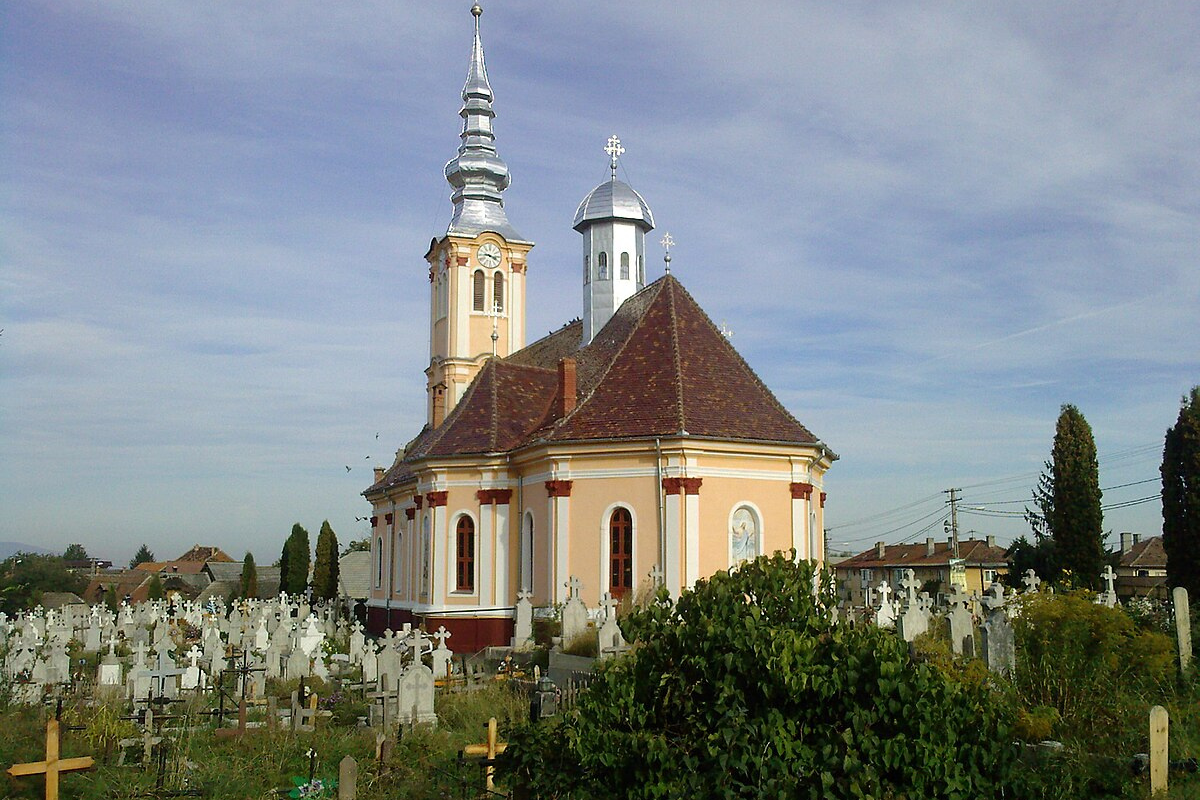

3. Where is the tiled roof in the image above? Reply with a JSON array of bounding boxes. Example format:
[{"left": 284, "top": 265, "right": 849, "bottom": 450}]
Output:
[
  {"left": 366, "top": 275, "right": 824, "bottom": 496},
  {"left": 338, "top": 551, "right": 372, "bottom": 599},
  {"left": 176, "top": 545, "right": 234, "bottom": 563},
  {"left": 1120, "top": 535, "right": 1167, "bottom": 569},
  {"left": 837, "top": 539, "right": 1009, "bottom": 569}
]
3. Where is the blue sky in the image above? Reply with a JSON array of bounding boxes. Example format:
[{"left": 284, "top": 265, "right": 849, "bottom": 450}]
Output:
[{"left": 2, "top": 2, "right": 1196, "bottom": 565}]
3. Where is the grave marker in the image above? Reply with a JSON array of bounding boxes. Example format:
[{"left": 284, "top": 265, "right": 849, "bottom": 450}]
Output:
[
  {"left": 6, "top": 718, "right": 95, "bottom": 800},
  {"left": 1173, "top": 587, "right": 1192, "bottom": 677},
  {"left": 1150, "top": 705, "right": 1168, "bottom": 795},
  {"left": 461, "top": 717, "right": 507, "bottom": 792}
]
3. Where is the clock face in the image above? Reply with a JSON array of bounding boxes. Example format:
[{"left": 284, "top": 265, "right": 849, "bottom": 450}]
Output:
[{"left": 477, "top": 243, "right": 502, "bottom": 269}]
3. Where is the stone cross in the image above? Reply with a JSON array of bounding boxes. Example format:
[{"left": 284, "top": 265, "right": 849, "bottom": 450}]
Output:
[
  {"left": 980, "top": 581, "right": 1007, "bottom": 612},
  {"left": 1101, "top": 565, "right": 1116, "bottom": 595},
  {"left": 899, "top": 569, "right": 921, "bottom": 606},
  {"left": 566, "top": 576, "right": 582, "bottom": 601},
  {"left": 6, "top": 718, "right": 95, "bottom": 800},
  {"left": 1022, "top": 569, "right": 1040, "bottom": 593},
  {"left": 406, "top": 628, "right": 424, "bottom": 663},
  {"left": 601, "top": 592, "right": 618, "bottom": 621},
  {"left": 517, "top": 589, "right": 532, "bottom": 602},
  {"left": 432, "top": 626, "right": 451, "bottom": 650},
  {"left": 648, "top": 565, "right": 664, "bottom": 588},
  {"left": 875, "top": 580, "right": 892, "bottom": 608}
]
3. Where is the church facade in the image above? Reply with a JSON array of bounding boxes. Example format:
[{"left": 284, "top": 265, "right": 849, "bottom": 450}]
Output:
[{"left": 363, "top": 6, "right": 835, "bottom": 650}]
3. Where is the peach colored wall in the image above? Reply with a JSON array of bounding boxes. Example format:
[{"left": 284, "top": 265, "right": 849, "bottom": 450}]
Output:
[
  {"left": 566, "top": 473, "right": 661, "bottom": 607},
  {"left": 694, "top": 475, "right": 794, "bottom": 577},
  {"left": 515, "top": 479, "right": 551, "bottom": 606}
]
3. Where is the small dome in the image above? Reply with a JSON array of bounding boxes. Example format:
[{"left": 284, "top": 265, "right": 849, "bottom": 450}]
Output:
[{"left": 573, "top": 179, "right": 655, "bottom": 232}]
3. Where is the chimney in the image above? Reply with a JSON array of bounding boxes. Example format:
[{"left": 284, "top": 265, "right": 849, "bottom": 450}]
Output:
[
  {"left": 373, "top": 467, "right": 385, "bottom": 482},
  {"left": 926, "top": 537, "right": 935, "bottom": 557},
  {"left": 986, "top": 535, "right": 995, "bottom": 549},
  {"left": 1133, "top": 533, "right": 1142, "bottom": 545},
  {"left": 557, "top": 357, "right": 577, "bottom": 417},
  {"left": 875, "top": 541, "right": 886, "bottom": 560},
  {"left": 1121, "top": 532, "right": 1133, "bottom": 554}
]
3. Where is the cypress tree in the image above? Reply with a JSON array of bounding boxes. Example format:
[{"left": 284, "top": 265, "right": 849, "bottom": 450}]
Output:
[
  {"left": 147, "top": 574, "right": 165, "bottom": 601},
  {"left": 1163, "top": 386, "right": 1200, "bottom": 598},
  {"left": 279, "top": 535, "right": 291, "bottom": 596},
  {"left": 240, "top": 552, "right": 259, "bottom": 599},
  {"left": 312, "top": 520, "right": 341, "bottom": 601},
  {"left": 104, "top": 584, "right": 119, "bottom": 613},
  {"left": 285, "top": 523, "right": 311, "bottom": 596},
  {"left": 1047, "top": 404, "right": 1105, "bottom": 588}
]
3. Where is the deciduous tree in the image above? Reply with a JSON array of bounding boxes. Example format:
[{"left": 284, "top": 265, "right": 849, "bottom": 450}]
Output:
[
  {"left": 1163, "top": 386, "right": 1200, "bottom": 598},
  {"left": 311, "top": 521, "right": 340, "bottom": 601},
  {"left": 0, "top": 553, "right": 85, "bottom": 615}
]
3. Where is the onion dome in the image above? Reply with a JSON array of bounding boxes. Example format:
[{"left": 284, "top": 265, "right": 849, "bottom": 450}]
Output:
[{"left": 572, "top": 179, "right": 655, "bottom": 233}]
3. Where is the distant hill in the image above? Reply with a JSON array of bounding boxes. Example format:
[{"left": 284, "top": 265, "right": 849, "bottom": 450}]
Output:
[{"left": 0, "top": 541, "right": 54, "bottom": 560}]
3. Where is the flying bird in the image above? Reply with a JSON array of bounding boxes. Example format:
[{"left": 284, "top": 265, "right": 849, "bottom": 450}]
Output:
[{"left": 345, "top": 466, "right": 351, "bottom": 472}]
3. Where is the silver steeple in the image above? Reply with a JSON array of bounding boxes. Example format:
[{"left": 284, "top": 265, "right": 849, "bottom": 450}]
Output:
[{"left": 443, "top": 4, "right": 526, "bottom": 242}]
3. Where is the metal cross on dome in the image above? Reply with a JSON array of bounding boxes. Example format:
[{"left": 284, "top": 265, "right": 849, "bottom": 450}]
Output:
[
  {"left": 605, "top": 134, "right": 624, "bottom": 178},
  {"left": 660, "top": 232, "right": 674, "bottom": 273}
]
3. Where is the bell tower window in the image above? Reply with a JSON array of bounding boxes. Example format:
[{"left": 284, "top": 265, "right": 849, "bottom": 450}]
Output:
[
  {"left": 638, "top": 255, "right": 645, "bottom": 285},
  {"left": 493, "top": 271, "right": 505, "bottom": 313},
  {"left": 472, "top": 270, "right": 486, "bottom": 311},
  {"left": 620, "top": 252, "right": 630, "bottom": 280},
  {"left": 598, "top": 252, "right": 609, "bottom": 280},
  {"left": 584, "top": 255, "right": 590, "bottom": 285}
]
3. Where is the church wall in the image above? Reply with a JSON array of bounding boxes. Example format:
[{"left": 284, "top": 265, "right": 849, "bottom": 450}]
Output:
[
  {"left": 566, "top": 472, "right": 661, "bottom": 608},
  {"left": 514, "top": 478, "right": 551, "bottom": 606},
  {"left": 694, "top": 475, "right": 795, "bottom": 578}
]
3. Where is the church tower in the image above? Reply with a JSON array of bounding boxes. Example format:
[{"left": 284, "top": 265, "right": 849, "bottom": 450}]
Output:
[
  {"left": 573, "top": 136, "right": 655, "bottom": 345},
  {"left": 425, "top": 4, "right": 532, "bottom": 427}
]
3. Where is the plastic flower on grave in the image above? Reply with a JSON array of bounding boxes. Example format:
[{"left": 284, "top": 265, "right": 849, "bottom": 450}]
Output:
[{"left": 287, "top": 777, "right": 337, "bottom": 798}]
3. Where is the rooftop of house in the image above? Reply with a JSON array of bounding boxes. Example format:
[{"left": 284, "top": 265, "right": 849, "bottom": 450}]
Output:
[
  {"left": 1119, "top": 535, "right": 1166, "bottom": 569},
  {"left": 837, "top": 537, "right": 1009, "bottom": 570}
]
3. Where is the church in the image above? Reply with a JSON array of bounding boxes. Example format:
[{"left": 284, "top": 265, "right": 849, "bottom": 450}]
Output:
[{"left": 363, "top": 5, "right": 836, "bottom": 650}]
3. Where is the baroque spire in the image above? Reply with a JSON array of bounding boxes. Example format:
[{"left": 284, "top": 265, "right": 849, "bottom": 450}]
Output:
[{"left": 443, "top": 4, "right": 525, "bottom": 242}]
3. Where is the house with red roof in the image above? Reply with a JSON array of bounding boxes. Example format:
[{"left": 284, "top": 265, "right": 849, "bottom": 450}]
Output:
[
  {"left": 833, "top": 537, "right": 1009, "bottom": 607},
  {"left": 362, "top": 8, "right": 835, "bottom": 650}
]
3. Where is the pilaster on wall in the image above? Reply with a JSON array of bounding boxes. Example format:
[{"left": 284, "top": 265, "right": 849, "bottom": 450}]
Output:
[
  {"left": 546, "top": 479, "right": 572, "bottom": 604},
  {"left": 428, "top": 491, "right": 448, "bottom": 606},
  {"left": 790, "top": 482, "right": 814, "bottom": 561},
  {"left": 477, "top": 488, "right": 513, "bottom": 607},
  {"left": 662, "top": 478, "right": 682, "bottom": 599}
]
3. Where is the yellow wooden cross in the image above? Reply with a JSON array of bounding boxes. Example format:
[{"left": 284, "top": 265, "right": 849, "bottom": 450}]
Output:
[
  {"left": 7, "top": 718, "right": 95, "bottom": 800},
  {"left": 461, "top": 716, "right": 507, "bottom": 791}
]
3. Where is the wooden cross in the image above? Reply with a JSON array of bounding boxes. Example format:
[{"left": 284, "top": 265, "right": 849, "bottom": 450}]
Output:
[
  {"left": 7, "top": 718, "right": 94, "bottom": 800},
  {"left": 461, "top": 717, "right": 507, "bottom": 792},
  {"left": 214, "top": 699, "right": 261, "bottom": 740}
]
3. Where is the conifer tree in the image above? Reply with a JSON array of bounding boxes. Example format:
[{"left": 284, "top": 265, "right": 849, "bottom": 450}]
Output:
[
  {"left": 1046, "top": 404, "right": 1105, "bottom": 588},
  {"left": 1163, "top": 386, "right": 1200, "bottom": 598},
  {"left": 284, "top": 523, "right": 311, "bottom": 596},
  {"left": 312, "top": 521, "right": 341, "bottom": 601},
  {"left": 147, "top": 574, "right": 165, "bottom": 600},
  {"left": 240, "top": 552, "right": 258, "bottom": 599},
  {"left": 278, "top": 536, "right": 291, "bottom": 596},
  {"left": 104, "top": 584, "right": 119, "bottom": 613},
  {"left": 129, "top": 543, "right": 155, "bottom": 569}
]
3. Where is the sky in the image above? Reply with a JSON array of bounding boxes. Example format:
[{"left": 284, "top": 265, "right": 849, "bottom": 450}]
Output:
[{"left": 2, "top": 2, "right": 1197, "bottom": 565}]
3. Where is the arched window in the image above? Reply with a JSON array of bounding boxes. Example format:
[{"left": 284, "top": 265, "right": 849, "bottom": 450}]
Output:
[
  {"left": 493, "top": 271, "right": 504, "bottom": 313},
  {"left": 455, "top": 516, "right": 475, "bottom": 592},
  {"left": 393, "top": 530, "right": 403, "bottom": 594},
  {"left": 472, "top": 269, "right": 486, "bottom": 311},
  {"left": 598, "top": 252, "right": 609, "bottom": 280},
  {"left": 620, "top": 252, "right": 630, "bottom": 280},
  {"left": 609, "top": 508, "right": 633, "bottom": 598},
  {"left": 583, "top": 255, "right": 590, "bottom": 285},
  {"left": 375, "top": 537, "right": 383, "bottom": 588},
  {"left": 637, "top": 255, "right": 645, "bottom": 285},
  {"left": 520, "top": 512, "right": 534, "bottom": 593}
]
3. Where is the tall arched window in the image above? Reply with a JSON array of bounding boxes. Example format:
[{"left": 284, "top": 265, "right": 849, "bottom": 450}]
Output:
[
  {"left": 637, "top": 255, "right": 645, "bottom": 285},
  {"left": 584, "top": 255, "right": 590, "bottom": 285},
  {"left": 520, "top": 512, "right": 534, "bottom": 593},
  {"left": 375, "top": 537, "right": 383, "bottom": 588},
  {"left": 493, "top": 271, "right": 505, "bottom": 313},
  {"left": 609, "top": 508, "right": 633, "bottom": 598},
  {"left": 455, "top": 516, "right": 475, "bottom": 592},
  {"left": 598, "top": 252, "right": 609, "bottom": 280},
  {"left": 472, "top": 269, "right": 486, "bottom": 311},
  {"left": 620, "top": 252, "right": 630, "bottom": 280},
  {"left": 421, "top": 516, "right": 431, "bottom": 596}
]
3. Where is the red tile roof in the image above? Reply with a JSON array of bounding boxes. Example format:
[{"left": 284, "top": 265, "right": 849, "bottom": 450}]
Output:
[
  {"left": 1119, "top": 535, "right": 1166, "bottom": 569},
  {"left": 366, "top": 275, "right": 825, "bottom": 497},
  {"left": 837, "top": 538, "right": 1009, "bottom": 569}
]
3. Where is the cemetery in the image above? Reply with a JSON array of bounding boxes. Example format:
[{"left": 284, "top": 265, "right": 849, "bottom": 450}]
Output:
[{"left": 0, "top": 556, "right": 1196, "bottom": 799}]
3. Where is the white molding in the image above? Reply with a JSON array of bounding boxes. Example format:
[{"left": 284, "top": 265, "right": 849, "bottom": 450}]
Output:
[{"left": 597, "top": 502, "right": 638, "bottom": 601}]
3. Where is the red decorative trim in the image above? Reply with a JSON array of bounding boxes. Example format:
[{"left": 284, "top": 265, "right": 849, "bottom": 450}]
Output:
[
  {"left": 426, "top": 490, "right": 448, "bottom": 507},
  {"left": 413, "top": 494, "right": 424, "bottom": 509},
  {"left": 680, "top": 477, "right": 703, "bottom": 495},
  {"left": 404, "top": 507, "right": 415, "bottom": 521},
  {"left": 476, "top": 488, "right": 514, "bottom": 505},
  {"left": 820, "top": 492, "right": 827, "bottom": 508},
  {"left": 455, "top": 256, "right": 469, "bottom": 267},
  {"left": 545, "top": 479, "right": 573, "bottom": 498},
  {"left": 790, "top": 482, "right": 814, "bottom": 500},
  {"left": 370, "top": 516, "right": 379, "bottom": 527},
  {"left": 384, "top": 512, "right": 394, "bottom": 526},
  {"left": 662, "top": 477, "right": 682, "bottom": 496}
]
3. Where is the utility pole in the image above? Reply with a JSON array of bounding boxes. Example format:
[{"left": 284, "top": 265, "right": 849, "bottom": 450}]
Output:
[{"left": 944, "top": 488, "right": 961, "bottom": 558}]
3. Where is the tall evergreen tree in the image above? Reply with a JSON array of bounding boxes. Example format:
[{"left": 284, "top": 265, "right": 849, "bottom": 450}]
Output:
[
  {"left": 240, "top": 552, "right": 259, "bottom": 599},
  {"left": 1163, "top": 386, "right": 1200, "bottom": 598},
  {"left": 146, "top": 573, "right": 165, "bottom": 600},
  {"left": 62, "top": 543, "right": 90, "bottom": 561},
  {"left": 278, "top": 535, "right": 291, "bottom": 596},
  {"left": 284, "top": 523, "right": 311, "bottom": 596},
  {"left": 312, "top": 521, "right": 341, "bottom": 601},
  {"left": 129, "top": 543, "right": 155, "bottom": 569},
  {"left": 1045, "top": 404, "right": 1105, "bottom": 588},
  {"left": 104, "top": 584, "right": 119, "bottom": 613}
]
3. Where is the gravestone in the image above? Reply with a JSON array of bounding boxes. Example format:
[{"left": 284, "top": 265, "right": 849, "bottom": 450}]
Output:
[
  {"left": 597, "top": 593, "right": 626, "bottom": 658},
  {"left": 431, "top": 626, "right": 453, "bottom": 679},
  {"left": 873, "top": 580, "right": 896, "bottom": 628},
  {"left": 560, "top": 576, "right": 589, "bottom": 645},
  {"left": 396, "top": 629, "right": 436, "bottom": 726},
  {"left": 512, "top": 590, "right": 534, "bottom": 650},
  {"left": 1021, "top": 569, "right": 1040, "bottom": 594},
  {"left": 946, "top": 585, "right": 975, "bottom": 657},
  {"left": 980, "top": 610, "right": 1015, "bottom": 676},
  {"left": 1096, "top": 565, "right": 1118, "bottom": 608},
  {"left": 1173, "top": 587, "right": 1192, "bottom": 677}
]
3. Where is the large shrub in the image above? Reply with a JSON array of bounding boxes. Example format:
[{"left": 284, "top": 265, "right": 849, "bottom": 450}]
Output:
[{"left": 501, "top": 552, "right": 1018, "bottom": 800}]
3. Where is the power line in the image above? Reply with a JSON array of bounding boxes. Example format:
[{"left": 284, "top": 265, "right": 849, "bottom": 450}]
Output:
[{"left": 825, "top": 492, "right": 944, "bottom": 532}]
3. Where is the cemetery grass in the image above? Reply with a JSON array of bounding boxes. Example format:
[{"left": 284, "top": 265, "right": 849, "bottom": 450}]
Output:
[{"left": 0, "top": 682, "right": 527, "bottom": 799}]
